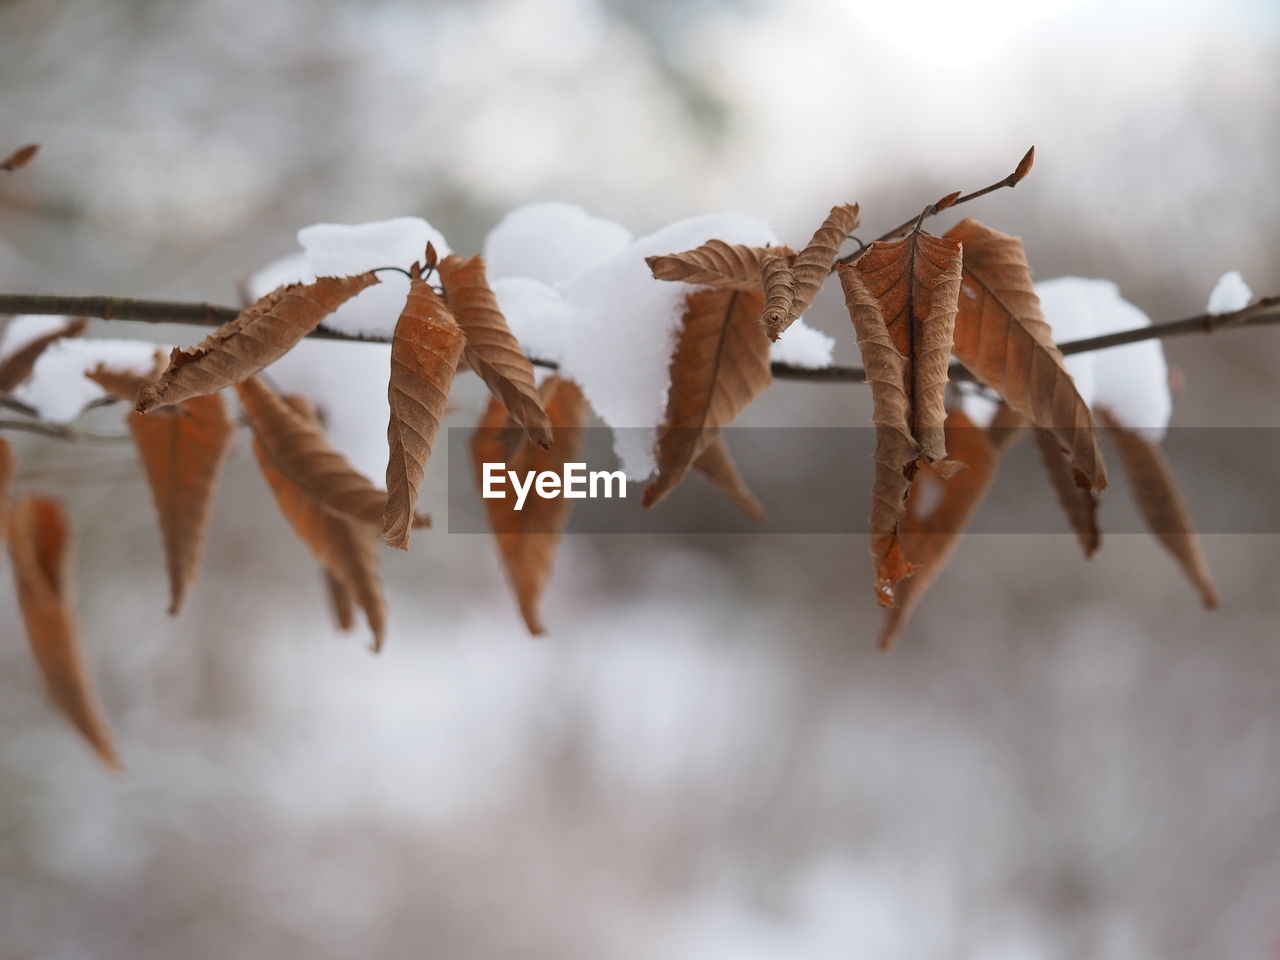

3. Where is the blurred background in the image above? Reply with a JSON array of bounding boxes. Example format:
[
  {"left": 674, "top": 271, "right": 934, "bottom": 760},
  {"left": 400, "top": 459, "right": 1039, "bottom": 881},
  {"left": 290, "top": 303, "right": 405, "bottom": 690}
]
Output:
[{"left": 2, "top": 0, "right": 1279, "bottom": 956}]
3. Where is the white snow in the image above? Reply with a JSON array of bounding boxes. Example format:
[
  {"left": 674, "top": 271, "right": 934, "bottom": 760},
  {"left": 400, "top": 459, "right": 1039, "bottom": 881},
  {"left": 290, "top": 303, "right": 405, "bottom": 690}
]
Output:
[
  {"left": 19, "top": 337, "right": 163, "bottom": 422},
  {"left": 1207, "top": 270, "right": 1252, "bottom": 315},
  {"left": 483, "top": 201, "right": 632, "bottom": 285},
  {"left": 483, "top": 203, "right": 835, "bottom": 478},
  {"left": 1036, "top": 277, "right": 1171, "bottom": 441},
  {"left": 0, "top": 315, "right": 73, "bottom": 358}
]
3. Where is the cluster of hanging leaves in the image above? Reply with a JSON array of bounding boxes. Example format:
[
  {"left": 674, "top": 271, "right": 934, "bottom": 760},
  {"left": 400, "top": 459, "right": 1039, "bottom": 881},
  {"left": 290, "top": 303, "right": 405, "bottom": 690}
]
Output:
[{"left": 0, "top": 147, "right": 1219, "bottom": 768}]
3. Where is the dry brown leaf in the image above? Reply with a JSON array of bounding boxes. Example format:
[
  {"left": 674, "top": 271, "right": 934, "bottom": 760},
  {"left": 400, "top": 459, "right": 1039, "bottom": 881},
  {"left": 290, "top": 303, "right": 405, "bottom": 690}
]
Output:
[
  {"left": 692, "top": 435, "right": 764, "bottom": 521},
  {"left": 1033, "top": 426, "right": 1101, "bottom": 557},
  {"left": 760, "top": 254, "right": 797, "bottom": 341},
  {"left": 944, "top": 218, "right": 1106, "bottom": 493},
  {"left": 1096, "top": 407, "right": 1218, "bottom": 608},
  {"left": 383, "top": 275, "right": 466, "bottom": 550},
  {"left": 128, "top": 393, "right": 234, "bottom": 615},
  {"left": 644, "top": 288, "right": 772, "bottom": 509},
  {"left": 646, "top": 240, "right": 794, "bottom": 289},
  {"left": 237, "top": 375, "right": 393, "bottom": 529},
  {"left": 0, "top": 436, "right": 14, "bottom": 547},
  {"left": 473, "top": 376, "right": 586, "bottom": 635},
  {"left": 84, "top": 349, "right": 168, "bottom": 404},
  {"left": 769, "top": 203, "right": 860, "bottom": 340},
  {"left": 6, "top": 496, "right": 120, "bottom": 770},
  {"left": 847, "top": 231, "right": 960, "bottom": 466},
  {"left": 324, "top": 571, "right": 357, "bottom": 632},
  {"left": 253, "top": 395, "right": 388, "bottom": 649},
  {"left": 1, "top": 143, "right": 39, "bottom": 172},
  {"left": 0, "top": 317, "right": 88, "bottom": 392},
  {"left": 136, "top": 273, "right": 378, "bottom": 413},
  {"left": 880, "top": 410, "right": 998, "bottom": 649},
  {"left": 437, "top": 254, "right": 550, "bottom": 447},
  {"left": 839, "top": 268, "right": 919, "bottom": 604}
]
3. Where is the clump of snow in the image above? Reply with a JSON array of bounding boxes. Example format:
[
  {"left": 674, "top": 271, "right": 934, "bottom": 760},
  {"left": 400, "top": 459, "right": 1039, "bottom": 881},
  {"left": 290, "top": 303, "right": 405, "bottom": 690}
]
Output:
[
  {"left": 1207, "top": 270, "right": 1252, "bottom": 315},
  {"left": 18, "top": 336, "right": 163, "bottom": 422},
  {"left": 483, "top": 201, "right": 632, "bottom": 285},
  {"left": 1036, "top": 277, "right": 1171, "bottom": 441},
  {"left": 956, "top": 388, "right": 1000, "bottom": 429},
  {"left": 484, "top": 203, "right": 835, "bottom": 478}
]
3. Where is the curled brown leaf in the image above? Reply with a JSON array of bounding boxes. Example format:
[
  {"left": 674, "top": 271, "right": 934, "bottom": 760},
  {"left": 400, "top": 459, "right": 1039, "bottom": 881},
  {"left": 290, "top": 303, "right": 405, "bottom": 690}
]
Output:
[
  {"left": 770, "top": 203, "right": 860, "bottom": 339},
  {"left": 0, "top": 317, "right": 88, "bottom": 392},
  {"left": 646, "top": 239, "right": 793, "bottom": 290}
]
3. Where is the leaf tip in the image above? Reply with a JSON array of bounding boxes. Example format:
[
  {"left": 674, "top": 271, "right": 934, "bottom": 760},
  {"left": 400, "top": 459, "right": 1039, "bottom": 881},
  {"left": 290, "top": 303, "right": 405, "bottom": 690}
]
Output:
[{"left": 1012, "top": 146, "right": 1035, "bottom": 184}]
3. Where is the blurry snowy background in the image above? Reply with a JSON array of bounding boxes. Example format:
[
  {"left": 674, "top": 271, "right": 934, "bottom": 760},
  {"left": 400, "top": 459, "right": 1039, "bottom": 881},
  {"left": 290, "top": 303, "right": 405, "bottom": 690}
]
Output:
[{"left": 2, "top": 0, "right": 1280, "bottom": 957}]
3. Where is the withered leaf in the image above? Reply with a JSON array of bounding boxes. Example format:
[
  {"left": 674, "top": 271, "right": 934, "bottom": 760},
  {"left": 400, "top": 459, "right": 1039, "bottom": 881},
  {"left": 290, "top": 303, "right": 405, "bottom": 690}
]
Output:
[
  {"left": 646, "top": 240, "right": 794, "bottom": 289},
  {"left": 760, "top": 254, "right": 797, "bottom": 341},
  {"left": 252, "top": 395, "right": 387, "bottom": 649},
  {"left": 1096, "top": 407, "right": 1218, "bottom": 608},
  {"left": 768, "top": 203, "right": 860, "bottom": 340},
  {"left": 0, "top": 436, "right": 14, "bottom": 546},
  {"left": 692, "top": 435, "right": 764, "bottom": 521},
  {"left": 7, "top": 496, "right": 120, "bottom": 770},
  {"left": 1, "top": 143, "right": 39, "bottom": 172},
  {"left": 137, "top": 273, "right": 379, "bottom": 413},
  {"left": 1033, "top": 426, "right": 1101, "bottom": 557},
  {"left": 84, "top": 349, "right": 167, "bottom": 404},
  {"left": 944, "top": 218, "right": 1106, "bottom": 493},
  {"left": 644, "top": 288, "right": 772, "bottom": 509},
  {"left": 839, "top": 269, "right": 919, "bottom": 604},
  {"left": 237, "top": 375, "right": 394, "bottom": 529},
  {"left": 128, "top": 392, "right": 234, "bottom": 615},
  {"left": 383, "top": 275, "right": 465, "bottom": 550},
  {"left": 324, "top": 571, "right": 357, "bottom": 633},
  {"left": 473, "top": 376, "right": 586, "bottom": 636},
  {"left": 436, "top": 254, "right": 550, "bottom": 447},
  {"left": 0, "top": 317, "right": 88, "bottom": 392},
  {"left": 845, "top": 231, "right": 960, "bottom": 465},
  {"left": 880, "top": 410, "right": 998, "bottom": 649}
]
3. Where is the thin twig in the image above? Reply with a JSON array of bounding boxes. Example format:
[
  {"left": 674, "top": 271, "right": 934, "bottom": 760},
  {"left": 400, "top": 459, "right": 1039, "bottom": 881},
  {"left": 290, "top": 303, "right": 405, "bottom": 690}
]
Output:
[
  {"left": 1, "top": 287, "right": 1277, "bottom": 385},
  {"left": 834, "top": 145, "right": 1035, "bottom": 266}
]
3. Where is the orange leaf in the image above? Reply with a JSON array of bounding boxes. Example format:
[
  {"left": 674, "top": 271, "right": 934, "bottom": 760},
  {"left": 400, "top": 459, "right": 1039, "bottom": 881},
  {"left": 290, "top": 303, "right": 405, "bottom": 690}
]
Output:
[
  {"left": 880, "top": 410, "right": 999, "bottom": 649},
  {"left": 252, "top": 395, "right": 387, "bottom": 649},
  {"left": 0, "top": 317, "right": 88, "bottom": 392},
  {"left": 136, "top": 273, "right": 379, "bottom": 412},
  {"left": 768, "top": 203, "right": 860, "bottom": 340},
  {"left": 1033, "top": 426, "right": 1101, "bottom": 557},
  {"left": 437, "top": 254, "right": 550, "bottom": 447},
  {"left": 944, "top": 218, "right": 1106, "bottom": 493},
  {"left": 473, "top": 376, "right": 586, "bottom": 635},
  {"left": 128, "top": 393, "right": 235, "bottom": 615},
  {"left": 324, "top": 571, "right": 357, "bottom": 632},
  {"left": 839, "top": 268, "right": 920, "bottom": 604},
  {"left": 1096, "top": 407, "right": 1218, "bottom": 608},
  {"left": 383, "top": 275, "right": 465, "bottom": 550},
  {"left": 646, "top": 240, "right": 793, "bottom": 289},
  {"left": 84, "top": 349, "right": 167, "bottom": 404},
  {"left": 1, "top": 143, "right": 39, "bottom": 172},
  {"left": 0, "top": 435, "right": 14, "bottom": 545},
  {"left": 6, "top": 496, "right": 120, "bottom": 770},
  {"left": 237, "top": 375, "right": 395, "bottom": 529},
  {"left": 644, "top": 288, "right": 772, "bottom": 509},
  {"left": 692, "top": 435, "right": 764, "bottom": 521}
]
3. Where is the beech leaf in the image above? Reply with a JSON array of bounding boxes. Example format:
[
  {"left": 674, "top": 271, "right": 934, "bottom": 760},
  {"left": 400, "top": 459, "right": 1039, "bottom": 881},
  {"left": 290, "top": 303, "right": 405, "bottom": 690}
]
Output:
[
  {"left": 768, "top": 203, "right": 860, "bottom": 340},
  {"left": 646, "top": 240, "right": 793, "bottom": 289},
  {"left": 944, "top": 218, "right": 1107, "bottom": 493},
  {"left": 760, "top": 253, "right": 797, "bottom": 341},
  {"left": 437, "top": 254, "right": 551, "bottom": 448},
  {"left": 0, "top": 436, "right": 14, "bottom": 545},
  {"left": 137, "top": 273, "right": 379, "bottom": 413},
  {"left": 1033, "top": 426, "right": 1101, "bottom": 557},
  {"left": 472, "top": 376, "right": 586, "bottom": 635},
  {"left": 252, "top": 395, "right": 387, "bottom": 649},
  {"left": 692, "top": 435, "right": 764, "bottom": 522},
  {"left": 0, "top": 317, "right": 88, "bottom": 392},
  {"left": 324, "top": 571, "right": 357, "bottom": 633},
  {"left": 1097, "top": 407, "right": 1218, "bottom": 607},
  {"left": 644, "top": 288, "right": 771, "bottom": 509},
  {"left": 84, "top": 349, "right": 167, "bottom": 404},
  {"left": 7, "top": 495, "right": 120, "bottom": 770},
  {"left": 383, "top": 275, "right": 465, "bottom": 550},
  {"left": 1, "top": 143, "right": 39, "bottom": 172}
]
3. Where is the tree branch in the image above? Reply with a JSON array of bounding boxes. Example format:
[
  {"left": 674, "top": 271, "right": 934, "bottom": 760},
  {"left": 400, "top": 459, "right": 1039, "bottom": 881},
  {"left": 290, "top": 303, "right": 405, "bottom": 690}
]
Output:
[{"left": 1, "top": 290, "right": 1277, "bottom": 385}]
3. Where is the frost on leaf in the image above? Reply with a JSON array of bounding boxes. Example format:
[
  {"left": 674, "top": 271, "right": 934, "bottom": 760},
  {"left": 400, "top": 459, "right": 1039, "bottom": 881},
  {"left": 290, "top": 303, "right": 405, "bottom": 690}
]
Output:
[
  {"left": 7, "top": 495, "right": 120, "bottom": 770},
  {"left": 128, "top": 392, "right": 235, "bottom": 615},
  {"left": 473, "top": 376, "right": 586, "bottom": 636},
  {"left": 382, "top": 275, "right": 465, "bottom": 551},
  {"left": 253, "top": 395, "right": 387, "bottom": 650},
  {"left": 437, "top": 254, "right": 550, "bottom": 448},
  {"left": 944, "top": 219, "right": 1107, "bottom": 493},
  {"left": 644, "top": 287, "right": 772, "bottom": 510},
  {"left": 137, "top": 273, "right": 379, "bottom": 412},
  {"left": 1097, "top": 407, "right": 1218, "bottom": 608}
]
